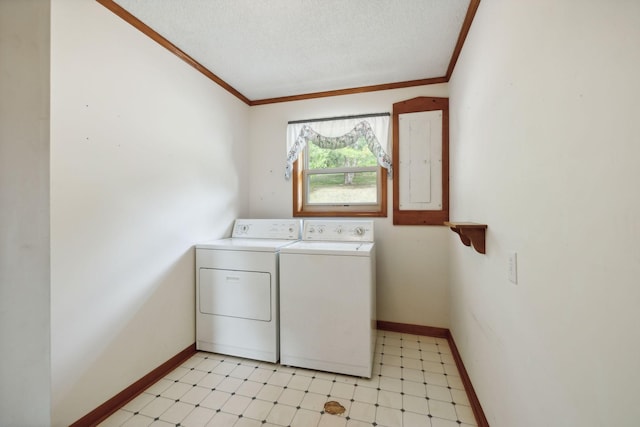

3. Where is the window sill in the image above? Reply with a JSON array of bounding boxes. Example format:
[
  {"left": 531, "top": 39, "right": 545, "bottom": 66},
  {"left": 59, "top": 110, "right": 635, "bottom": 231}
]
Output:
[{"left": 293, "top": 209, "right": 386, "bottom": 218}]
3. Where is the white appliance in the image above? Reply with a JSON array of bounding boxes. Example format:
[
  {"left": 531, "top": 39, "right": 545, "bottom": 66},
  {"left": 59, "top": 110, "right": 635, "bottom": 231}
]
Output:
[
  {"left": 195, "top": 219, "right": 300, "bottom": 363},
  {"left": 279, "top": 219, "right": 376, "bottom": 377}
]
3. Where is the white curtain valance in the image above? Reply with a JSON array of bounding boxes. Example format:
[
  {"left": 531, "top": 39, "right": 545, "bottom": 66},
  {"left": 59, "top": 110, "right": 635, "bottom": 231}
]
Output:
[{"left": 285, "top": 114, "right": 392, "bottom": 180}]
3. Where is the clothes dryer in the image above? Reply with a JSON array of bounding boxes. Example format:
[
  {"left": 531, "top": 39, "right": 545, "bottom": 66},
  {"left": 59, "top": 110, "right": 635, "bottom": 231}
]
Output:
[{"left": 196, "top": 219, "right": 300, "bottom": 362}]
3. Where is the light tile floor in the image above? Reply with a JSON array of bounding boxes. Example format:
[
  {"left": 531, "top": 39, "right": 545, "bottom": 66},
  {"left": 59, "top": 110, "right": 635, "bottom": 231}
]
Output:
[{"left": 99, "top": 331, "right": 478, "bottom": 427}]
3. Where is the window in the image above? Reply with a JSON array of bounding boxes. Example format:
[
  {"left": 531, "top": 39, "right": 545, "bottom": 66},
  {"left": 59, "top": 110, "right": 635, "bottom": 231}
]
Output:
[{"left": 286, "top": 114, "right": 391, "bottom": 217}]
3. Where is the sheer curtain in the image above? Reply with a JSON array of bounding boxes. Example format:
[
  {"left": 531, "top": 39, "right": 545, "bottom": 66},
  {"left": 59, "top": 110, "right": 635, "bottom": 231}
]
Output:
[{"left": 285, "top": 114, "right": 392, "bottom": 179}]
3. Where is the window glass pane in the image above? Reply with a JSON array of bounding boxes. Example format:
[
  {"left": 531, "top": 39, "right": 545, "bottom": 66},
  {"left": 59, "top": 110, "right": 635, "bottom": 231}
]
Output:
[
  {"left": 307, "top": 172, "right": 378, "bottom": 204},
  {"left": 308, "top": 139, "right": 378, "bottom": 170}
]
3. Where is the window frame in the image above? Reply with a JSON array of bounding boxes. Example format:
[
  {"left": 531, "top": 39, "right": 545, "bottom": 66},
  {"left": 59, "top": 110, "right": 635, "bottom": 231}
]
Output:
[{"left": 292, "top": 147, "right": 387, "bottom": 217}]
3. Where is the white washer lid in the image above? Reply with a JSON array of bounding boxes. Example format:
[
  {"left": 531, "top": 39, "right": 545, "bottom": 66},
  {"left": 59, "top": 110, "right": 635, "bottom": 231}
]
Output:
[
  {"left": 196, "top": 238, "right": 298, "bottom": 252},
  {"left": 279, "top": 240, "right": 374, "bottom": 256}
]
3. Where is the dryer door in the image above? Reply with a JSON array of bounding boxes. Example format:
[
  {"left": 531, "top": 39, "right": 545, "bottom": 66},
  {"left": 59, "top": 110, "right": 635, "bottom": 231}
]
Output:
[{"left": 199, "top": 268, "right": 271, "bottom": 321}]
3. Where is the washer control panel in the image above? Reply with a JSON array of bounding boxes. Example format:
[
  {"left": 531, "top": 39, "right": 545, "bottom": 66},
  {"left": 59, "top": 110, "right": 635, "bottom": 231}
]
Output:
[
  {"left": 302, "top": 220, "right": 374, "bottom": 242},
  {"left": 232, "top": 219, "right": 301, "bottom": 239}
]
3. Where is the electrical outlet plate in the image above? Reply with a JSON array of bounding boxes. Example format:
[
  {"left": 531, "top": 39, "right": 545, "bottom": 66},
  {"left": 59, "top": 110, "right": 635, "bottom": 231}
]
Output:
[{"left": 508, "top": 252, "right": 518, "bottom": 284}]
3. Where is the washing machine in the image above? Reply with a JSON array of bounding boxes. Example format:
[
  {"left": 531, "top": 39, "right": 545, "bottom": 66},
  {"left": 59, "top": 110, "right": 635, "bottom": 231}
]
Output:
[
  {"left": 279, "top": 219, "right": 376, "bottom": 377},
  {"left": 195, "top": 219, "right": 300, "bottom": 363}
]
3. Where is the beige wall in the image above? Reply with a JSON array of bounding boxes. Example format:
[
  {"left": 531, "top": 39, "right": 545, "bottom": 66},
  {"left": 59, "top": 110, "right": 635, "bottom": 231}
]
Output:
[
  {"left": 50, "top": 1, "right": 250, "bottom": 425},
  {"left": 449, "top": 1, "right": 640, "bottom": 425},
  {"left": 248, "top": 86, "right": 452, "bottom": 328},
  {"left": 0, "top": 1, "right": 51, "bottom": 425}
]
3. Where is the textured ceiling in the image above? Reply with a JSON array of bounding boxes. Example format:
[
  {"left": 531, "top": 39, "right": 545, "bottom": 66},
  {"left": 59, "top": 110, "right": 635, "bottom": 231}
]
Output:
[{"left": 110, "top": 0, "right": 474, "bottom": 103}]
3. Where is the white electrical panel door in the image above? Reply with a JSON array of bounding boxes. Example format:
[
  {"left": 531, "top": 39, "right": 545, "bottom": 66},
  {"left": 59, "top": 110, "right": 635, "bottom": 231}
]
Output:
[
  {"left": 398, "top": 110, "right": 443, "bottom": 211},
  {"left": 199, "top": 268, "right": 271, "bottom": 321}
]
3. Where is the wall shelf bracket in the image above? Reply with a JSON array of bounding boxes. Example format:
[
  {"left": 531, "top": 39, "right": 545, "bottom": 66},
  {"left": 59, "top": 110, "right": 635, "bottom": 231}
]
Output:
[{"left": 444, "top": 222, "right": 487, "bottom": 254}]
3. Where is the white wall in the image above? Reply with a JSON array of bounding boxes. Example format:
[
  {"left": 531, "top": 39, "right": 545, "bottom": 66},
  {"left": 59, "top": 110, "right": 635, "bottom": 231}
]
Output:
[
  {"left": 248, "top": 86, "right": 451, "bottom": 328},
  {"left": 50, "top": 1, "right": 250, "bottom": 425},
  {"left": 0, "top": 1, "right": 51, "bottom": 425},
  {"left": 449, "top": 1, "right": 640, "bottom": 426}
]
